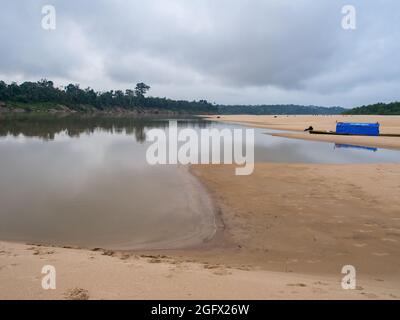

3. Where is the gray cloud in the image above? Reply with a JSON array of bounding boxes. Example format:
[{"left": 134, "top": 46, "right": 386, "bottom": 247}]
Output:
[{"left": 0, "top": 0, "right": 399, "bottom": 107}]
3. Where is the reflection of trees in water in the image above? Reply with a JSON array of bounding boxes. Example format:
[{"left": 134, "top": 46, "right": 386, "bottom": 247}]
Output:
[{"left": 0, "top": 115, "right": 211, "bottom": 143}]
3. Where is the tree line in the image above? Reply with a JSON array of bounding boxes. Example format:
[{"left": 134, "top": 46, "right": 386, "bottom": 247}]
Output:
[
  {"left": 217, "top": 104, "right": 345, "bottom": 115},
  {"left": 0, "top": 79, "right": 217, "bottom": 114},
  {"left": 2, "top": 79, "right": 399, "bottom": 115},
  {"left": 343, "top": 102, "right": 400, "bottom": 115}
]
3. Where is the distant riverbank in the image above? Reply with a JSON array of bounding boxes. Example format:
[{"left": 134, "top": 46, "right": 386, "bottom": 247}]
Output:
[
  {"left": 203, "top": 114, "right": 400, "bottom": 150},
  {"left": 0, "top": 101, "right": 198, "bottom": 116}
]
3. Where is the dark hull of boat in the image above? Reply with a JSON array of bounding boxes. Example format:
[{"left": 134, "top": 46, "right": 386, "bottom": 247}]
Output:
[{"left": 309, "top": 130, "right": 400, "bottom": 137}]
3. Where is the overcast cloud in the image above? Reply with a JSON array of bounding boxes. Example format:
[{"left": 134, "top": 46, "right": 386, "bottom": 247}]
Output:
[{"left": 0, "top": 0, "right": 399, "bottom": 107}]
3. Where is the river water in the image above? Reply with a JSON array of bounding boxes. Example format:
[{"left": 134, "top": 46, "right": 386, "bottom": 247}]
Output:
[{"left": 0, "top": 115, "right": 398, "bottom": 249}]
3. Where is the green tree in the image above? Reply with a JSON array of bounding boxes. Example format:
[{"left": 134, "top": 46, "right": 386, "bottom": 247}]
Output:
[{"left": 135, "top": 83, "right": 150, "bottom": 97}]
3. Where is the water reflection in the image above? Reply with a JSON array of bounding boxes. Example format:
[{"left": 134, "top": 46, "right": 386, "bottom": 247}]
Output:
[
  {"left": 0, "top": 115, "right": 399, "bottom": 249},
  {"left": 334, "top": 143, "right": 378, "bottom": 152},
  {"left": 0, "top": 115, "right": 216, "bottom": 250},
  {"left": 0, "top": 114, "right": 210, "bottom": 143}
]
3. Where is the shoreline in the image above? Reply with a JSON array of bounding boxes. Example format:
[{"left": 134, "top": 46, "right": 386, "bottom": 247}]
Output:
[
  {"left": 0, "top": 165, "right": 218, "bottom": 252},
  {"left": 270, "top": 132, "right": 400, "bottom": 151},
  {"left": 202, "top": 115, "right": 400, "bottom": 150},
  {"left": 2, "top": 160, "right": 400, "bottom": 298},
  {"left": 6, "top": 161, "right": 399, "bottom": 275},
  {"left": 2, "top": 163, "right": 400, "bottom": 299}
]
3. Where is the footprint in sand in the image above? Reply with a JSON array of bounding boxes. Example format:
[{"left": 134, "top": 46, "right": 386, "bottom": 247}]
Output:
[
  {"left": 334, "top": 252, "right": 348, "bottom": 256},
  {"left": 312, "top": 288, "right": 327, "bottom": 294},
  {"left": 358, "top": 229, "right": 373, "bottom": 234},
  {"left": 386, "top": 225, "right": 400, "bottom": 230},
  {"left": 27, "top": 247, "right": 55, "bottom": 256},
  {"left": 372, "top": 252, "right": 390, "bottom": 257},
  {"left": 0, "top": 250, "right": 12, "bottom": 256},
  {"left": 354, "top": 243, "right": 367, "bottom": 248},
  {"left": 64, "top": 288, "right": 90, "bottom": 300},
  {"left": 306, "top": 259, "right": 321, "bottom": 264},
  {"left": 364, "top": 223, "right": 379, "bottom": 228},
  {"left": 33, "top": 249, "right": 55, "bottom": 256},
  {"left": 361, "top": 292, "right": 379, "bottom": 299},
  {"left": 314, "top": 281, "right": 329, "bottom": 286},
  {"left": 119, "top": 253, "right": 131, "bottom": 261},
  {"left": 237, "top": 265, "right": 252, "bottom": 271},
  {"left": 213, "top": 269, "right": 232, "bottom": 276},
  {"left": 287, "top": 283, "right": 307, "bottom": 287},
  {"left": 287, "top": 259, "right": 299, "bottom": 263},
  {"left": 386, "top": 232, "right": 400, "bottom": 237},
  {"left": 203, "top": 264, "right": 231, "bottom": 276}
]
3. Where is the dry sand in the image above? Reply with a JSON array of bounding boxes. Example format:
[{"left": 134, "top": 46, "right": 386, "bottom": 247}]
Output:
[
  {"left": 204, "top": 115, "right": 400, "bottom": 150},
  {"left": 1, "top": 240, "right": 399, "bottom": 300}
]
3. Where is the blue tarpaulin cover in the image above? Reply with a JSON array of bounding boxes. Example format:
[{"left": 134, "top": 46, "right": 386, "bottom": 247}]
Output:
[{"left": 336, "top": 122, "right": 380, "bottom": 136}]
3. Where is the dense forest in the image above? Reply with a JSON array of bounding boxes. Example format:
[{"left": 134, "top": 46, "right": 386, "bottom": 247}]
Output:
[
  {"left": 0, "top": 79, "right": 216, "bottom": 114},
  {"left": 2, "top": 79, "right": 398, "bottom": 116},
  {"left": 218, "top": 104, "right": 345, "bottom": 115},
  {"left": 0, "top": 79, "right": 345, "bottom": 115},
  {"left": 343, "top": 102, "right": 400, "bottom": 115}
]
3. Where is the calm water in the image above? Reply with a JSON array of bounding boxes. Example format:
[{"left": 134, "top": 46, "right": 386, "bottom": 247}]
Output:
[{"left": 0, "top": 115, "right": 399, "bottom": 249}]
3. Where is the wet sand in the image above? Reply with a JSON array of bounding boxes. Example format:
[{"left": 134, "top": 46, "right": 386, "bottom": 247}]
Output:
[
  {"left": 2, "top": 163, "right": 400, "bottom": 299},
  {"left": 190, "top": 164, "right": 400, "bottom": 276},
  {"left": 203, "top": 115, "right": 400, "bottom": 150}
]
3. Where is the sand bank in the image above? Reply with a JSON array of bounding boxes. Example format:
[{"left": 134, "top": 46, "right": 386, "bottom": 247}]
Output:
[
  {"left": 190, "top": 164, "right": 400, "bottom": 276},
  {"left": 3, "top": 163, "right": 399, "bottom": 299},
  {"left": 203, "top": 115, "right": 400, "bottom": 150},
  {"left": 1, "top": 241, "right": 399, "bottom": 300}
]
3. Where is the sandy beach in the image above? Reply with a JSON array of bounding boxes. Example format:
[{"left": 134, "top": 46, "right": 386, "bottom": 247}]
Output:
[
  {"left": 1, "top": 237, "right": 399, "bottom": 300},
  {"left": 190, "top": 164, "right": 400, "bottom": 274},
  {"left": 2, "top": 0, "right": 400, "bottom": 304},
  {"left": 2, "top": 162, "right": 400, "bottom": 299},
  {"left": 204, "top": 115, "right": 400, "bottom": 150}
]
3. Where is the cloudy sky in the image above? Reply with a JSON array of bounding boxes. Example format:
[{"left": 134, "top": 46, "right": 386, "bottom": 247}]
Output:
[{"left": 0, "top": 0, "right": 399, "bottom": 108}]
